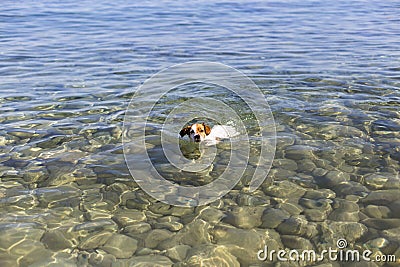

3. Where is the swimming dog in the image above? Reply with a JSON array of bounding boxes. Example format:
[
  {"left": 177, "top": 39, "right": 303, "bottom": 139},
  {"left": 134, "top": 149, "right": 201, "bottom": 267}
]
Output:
[
  {"left": 179, "top": 123, "right": 211, "bottom": 142},
  {"left": 179, "top": 123, "right": 237, "bottom": 144}
]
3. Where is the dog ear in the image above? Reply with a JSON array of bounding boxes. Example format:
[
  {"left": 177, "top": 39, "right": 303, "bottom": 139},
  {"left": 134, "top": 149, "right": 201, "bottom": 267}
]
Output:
[
  {"left": 203, "top": 123, "right": 211, "bottom": 135},
  {"left": 180, "top": 126, "right": 191, "bottom": 137}
]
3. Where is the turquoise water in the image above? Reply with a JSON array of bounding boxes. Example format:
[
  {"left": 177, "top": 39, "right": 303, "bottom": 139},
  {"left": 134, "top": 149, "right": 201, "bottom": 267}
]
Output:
[{"left": 0, "top": 0, "right": 399, "bottom": 266}]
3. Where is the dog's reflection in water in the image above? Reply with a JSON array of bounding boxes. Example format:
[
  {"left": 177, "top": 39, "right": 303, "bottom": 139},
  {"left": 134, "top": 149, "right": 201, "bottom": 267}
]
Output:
[{"left": 179, "top": 140, "right": 203, "bottom": 160}]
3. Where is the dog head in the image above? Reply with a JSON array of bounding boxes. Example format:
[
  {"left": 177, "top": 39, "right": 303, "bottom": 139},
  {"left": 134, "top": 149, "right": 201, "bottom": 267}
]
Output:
[{"left": 180, "top": 123, "right": 211, "bottom": 142}]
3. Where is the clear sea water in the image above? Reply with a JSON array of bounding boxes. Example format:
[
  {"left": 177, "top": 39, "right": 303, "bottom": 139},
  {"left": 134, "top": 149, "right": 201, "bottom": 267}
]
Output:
[{"left": 0, "top": 0, "right": 399, "bottom": 266}]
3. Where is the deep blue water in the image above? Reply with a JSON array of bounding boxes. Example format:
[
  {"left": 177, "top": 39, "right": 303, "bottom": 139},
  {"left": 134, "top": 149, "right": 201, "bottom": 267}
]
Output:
[{"left": 1, "top": 0, "right": 399, "bottom": 123}]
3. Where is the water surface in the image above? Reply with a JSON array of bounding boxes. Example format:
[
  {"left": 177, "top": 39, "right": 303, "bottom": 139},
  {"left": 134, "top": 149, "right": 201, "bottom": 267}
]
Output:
[{"left": 0, "top": 0, "right": 399, "bottom": 266}]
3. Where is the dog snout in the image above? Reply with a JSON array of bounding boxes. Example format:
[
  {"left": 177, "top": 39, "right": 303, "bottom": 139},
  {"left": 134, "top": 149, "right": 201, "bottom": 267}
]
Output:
[{"left": 194, "top": 134, "right": 201, "bottom": 141}]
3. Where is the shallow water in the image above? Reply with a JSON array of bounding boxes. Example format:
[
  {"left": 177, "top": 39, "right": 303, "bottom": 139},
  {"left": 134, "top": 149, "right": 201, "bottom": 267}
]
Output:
[{"left": 1, "top": 0, "right": 399, "bottom": 266}]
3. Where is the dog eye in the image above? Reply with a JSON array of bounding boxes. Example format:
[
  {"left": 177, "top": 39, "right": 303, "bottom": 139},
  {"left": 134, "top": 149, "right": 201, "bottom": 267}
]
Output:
[
  {"left": 190, "top": 130, "right": 194, "bottom": 133},
  {"left": 200, "top": 129, "right": 204, "bottom": 132}
]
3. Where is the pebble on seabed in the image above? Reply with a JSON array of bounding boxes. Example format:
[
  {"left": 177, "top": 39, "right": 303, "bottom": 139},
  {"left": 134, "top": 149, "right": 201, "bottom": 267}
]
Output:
[
  {"left": 210, "top": 225, "right": 282, "bottom": 265},
  {"left": 223, "top": 206, "right": 265, "bottom": 229},
  {"left": 101, "top": 233, "right": 138, "bottom": 259},
  {"left": 180, "top": 244, "right": 240, "bottom": 267}
]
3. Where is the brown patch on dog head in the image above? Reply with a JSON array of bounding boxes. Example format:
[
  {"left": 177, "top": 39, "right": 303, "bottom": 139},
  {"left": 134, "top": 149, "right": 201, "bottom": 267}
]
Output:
[
  {"left": 179, "top": 125, "right": 192, "bottom": 137},
  {"left": 203, "top": 123, "right": 211, "bottom": 135}
]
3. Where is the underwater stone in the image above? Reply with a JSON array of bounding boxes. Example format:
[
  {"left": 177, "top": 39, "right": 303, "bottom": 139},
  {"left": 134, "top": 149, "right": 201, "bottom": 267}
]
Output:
[
  {"left": 362, "top": 218, "right": 400, "bottom": 230},
  {"left": 119, "top": 255, "right": 173, "bottom": 266},
  {"left": 195, "top": 206, "right": 225, "bottom": 225},
  {"left": 223, "top": 206, "right": 265, "bottom": 229},
  {"left": 362, "top": 189, "right": 400, "bottom": 205},
  {"left": 36, "top": 135, "right": 71, "bottom": 149},
  {"left": 303, "top": 188, "right": 336, "bottom": 199},
  {"left": 299, "top": 198, "right": 332, "bottom": 210},
  {"left": 134, "top": 247, "right": 159, "bottom": 256},
  {"left": 183, "top": 244, "right": 240, "bottom": 267},
  {"left": 87, "top": 252, "right": 116, "bottom": 267},
  {"left": 365, "top": 173, "right": 400, "bottom": 190},
  {"left": 102, "top": 234, "right": 138, "bottom": 259},
  {"left": 276, "top": 202, "right": 303, "bottom": 216},
  {"left": 179, "top": 219, "right": 212, "bottom": 247},
  {"left": 285, "top": 145, "right": 316, "bottom": 160},
  {"left": 312, "top": 168, "right": 328, "bottom": 177},
  {"left": 264, "top": 180, "right": 306, "bottom": 198},
  {"left": 0, "top": 223, "right": 44, "bottom": 250},
  {"left": 337, "top": 163, "right": 354, "bottom": 173},
  {"left": 317, "top": 170, "right": 350, "bottom": 187},
  {"left": 78, "top": 231, "right": 113, "bottom": 250},
  {"left": 234, "top": 193, "right": 270, "bottom": 206},
  {"left": 334, "top": 181, "right": 369, "bottom": 198},
  {"left": 148, "top": 202, "right": 177, "bottom": 216},
  {"left": 211, "top": 226, "right": 282, "bottom": 265},
  {"left": 365, "top": 237, "right": 389, "bottom": 249},
  {"left": 304, "top": 208, "right": 330, "bottom": 222},
  {"left": 144, "top": 229, "right": 174, "bottom": 249},
  {"left": 73, "top": 219, "right": 117, "bottom": 232},
  {"left": 41, "top": 229, "right": 74, "bottom": 251},
  {"left": 276, "top": 216, "right": 309, "bottom": 236},
  {"left": 297, "top": 159, "right": 317, "bottom": 173},
  {"left": 23, "top": 168, "right": 48, "bottom": 184},
  {"left": 281, "top": 235, "right": 314, "bottom": 250},
  {"left": 165, "top": 244, "right": 191, "bottom": 262},
  {"left": 362, "top": 205, "right": 391, "bottom": 219},
  {"left": 328, "top": 210, "right": 359, "bottom": 222},
  {"left": 112, "top": 210, "right": 146, "bottom": 227},
  {"left": 260, "top": 208, "right": 291, "bottom": 229},
  {"left": 270, "top": 168, "right": 296, "bottom": 179},
  {"left": 389, "top": 200, "right": 400, "bottom": 218},
  {"left": 8, "top": 129, "right": 36, "bottom": 139},
  {"left": 35, "top": 185, "right": 81, "bottom": 207},
  {"left": 154, "top": 221, "right": 183, "bottom": 232},
  {"left": 381, "top": 227, "right": 400, "bottom": 241},
  {"left": 364, "top": 173, "right": 389, "bottom": 189},
  {"left": 273, "top": 158, "right": 298, "bottom": 171},
  {"left": 0, "top": 136, "right": 7, "bottom": 146},
  {"left": 12, "top": 240, "right": 53, "bottom": 267},
  {"left": 328, "top": 199, "right": 359, "bottom": 222},
  {"left": 125, "top": 198, "right": 151, "bottom": 210},
  {"left": 124, "top": 222, "right": 152, "bottom": 235},
  {"left": 326, "top": 222, "right": 367, "bottom": 242},
  {"left": 275, "top": 133, "right": 296, "bottom": 149},
  {"left": 36, "top": 252, "right": 79, "bottom": 267}
]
